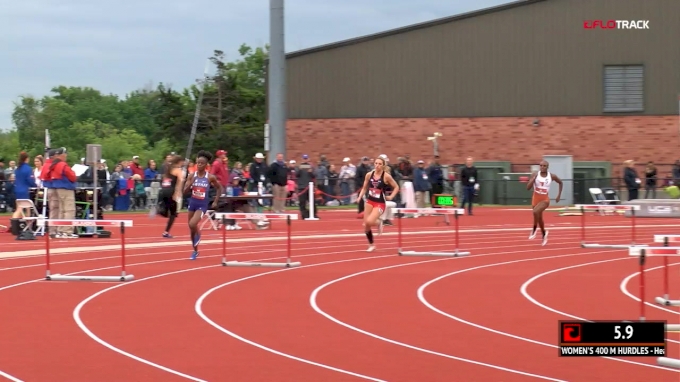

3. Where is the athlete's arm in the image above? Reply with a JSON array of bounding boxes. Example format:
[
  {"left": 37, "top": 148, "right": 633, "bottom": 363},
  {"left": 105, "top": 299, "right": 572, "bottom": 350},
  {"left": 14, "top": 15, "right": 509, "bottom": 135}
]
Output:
[
  {"left": 384, "top": 174, "right": 400, "bottom": 201},
  {"left": 551, "top": 173, "right": 563, "bottom": 202},
  {"left": 171, "top": 167, "right": 185, "bottom": 200},
  {"left": 208, "top": 174, "right": 223, "bottom": 206},
  {"left": 527, "top": 172, "right": 537, "bottom": 191},
  {"left": 183, "top": 172, "right": 194, "bottom": 195},
  {"left": 357, "top": 172, "right": 371, "bottom": 201}
]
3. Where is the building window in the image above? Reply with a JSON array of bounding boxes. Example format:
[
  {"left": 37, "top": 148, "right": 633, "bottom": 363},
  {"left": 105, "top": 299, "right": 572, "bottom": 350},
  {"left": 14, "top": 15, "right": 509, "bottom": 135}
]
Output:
[{"left": 603, "top": 65, "right": 644, "bottom": 112}]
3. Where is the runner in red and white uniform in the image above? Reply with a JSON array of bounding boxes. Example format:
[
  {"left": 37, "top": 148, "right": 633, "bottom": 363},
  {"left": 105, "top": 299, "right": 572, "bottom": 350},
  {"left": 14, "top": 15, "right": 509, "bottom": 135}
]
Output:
[
  {"left": 527, "top": 160, "right": 563, "bottom": 246},
  {"left": 357, "top": 157, "right": 400, "bottom": 252}
]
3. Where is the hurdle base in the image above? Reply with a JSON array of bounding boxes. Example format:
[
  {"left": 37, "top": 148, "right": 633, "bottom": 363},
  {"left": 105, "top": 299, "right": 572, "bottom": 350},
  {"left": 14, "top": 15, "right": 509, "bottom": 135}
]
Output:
[
  {"left": 666, "top": 324, "right": 680, "bottom": 331},
  {"left": 581, "top": 243, "right": 646, "bottom": 249},
  {"left": 221, "top": 260, "right": 301, "bottom": 268},
  {"left": 46, "top": 274, "right": 134, "bottom": 282},
  {"left": 398, "top": 250, "right": 470, "bottom": 257},
  {"left": 658, "top": 357, "right": 680, "bottom": 369},
  {"left": 655, "top": 297, "right": 680, "bottom": 306}
]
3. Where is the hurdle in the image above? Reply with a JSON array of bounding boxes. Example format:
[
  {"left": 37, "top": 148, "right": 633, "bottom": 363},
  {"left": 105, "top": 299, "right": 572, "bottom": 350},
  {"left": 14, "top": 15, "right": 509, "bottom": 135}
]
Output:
[
  {"left": 394, "top": 208, "right": 470, "bottom": 257},
  {"left": 38, "top": 219, "right": 134, "bottom": 282},
  {"left": 215, "top": 212, "right": 301, "bottom": 268},
  {"left": 576, "top": 204, "right": 642, "bottom": 248},
  {"left": 629, "top": 246, "right": 680, "bottom": 331},
  {"left": 651, "top": 235, "right": 680, "bottom": 308}
]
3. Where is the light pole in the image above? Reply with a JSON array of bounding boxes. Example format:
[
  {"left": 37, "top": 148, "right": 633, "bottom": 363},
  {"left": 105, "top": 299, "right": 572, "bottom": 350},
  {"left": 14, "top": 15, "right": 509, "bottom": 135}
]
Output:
[{"left": 427, "top": 132, "right": 442, "bottom": 156}]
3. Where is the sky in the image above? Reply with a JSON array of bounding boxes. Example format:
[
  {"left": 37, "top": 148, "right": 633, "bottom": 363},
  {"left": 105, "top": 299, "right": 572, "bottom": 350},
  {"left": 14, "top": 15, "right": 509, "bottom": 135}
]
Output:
[{"left": 0, "top": 0, "right": 510, "bottom": 131}]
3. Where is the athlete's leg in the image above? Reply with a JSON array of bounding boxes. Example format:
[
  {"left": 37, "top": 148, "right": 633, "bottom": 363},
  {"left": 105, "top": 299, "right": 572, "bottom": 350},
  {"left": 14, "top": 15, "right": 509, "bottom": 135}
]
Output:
[
  {"left": 532, "top": 200, "right": 550, "bottom": 244},
  {"left": 163, "top": 197, "right": 178, "bottom": 237},
  {"left": 534, "top": 201, "right": 549, "bottom": 232},
  {"left": 363, "top": 203, "right": 376, "bottom": 247},
  {"left": 530, "top": 201, "right": 539, "bottom": 239}
]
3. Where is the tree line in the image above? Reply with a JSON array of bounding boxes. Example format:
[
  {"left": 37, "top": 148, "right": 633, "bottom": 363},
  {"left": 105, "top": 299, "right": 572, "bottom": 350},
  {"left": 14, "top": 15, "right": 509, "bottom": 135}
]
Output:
[{"left": 2, "top": 44, "right": 268, "bottom": 166}]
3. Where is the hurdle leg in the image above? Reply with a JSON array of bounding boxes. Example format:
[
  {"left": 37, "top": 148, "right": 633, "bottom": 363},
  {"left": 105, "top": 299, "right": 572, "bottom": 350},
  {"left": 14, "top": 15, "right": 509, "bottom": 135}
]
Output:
[
  {"left": 45, "top": 221, "right": 51, "bottom": 280},
  {"left": 639, "top": 249, "right": 646, "bottom": 321},
  {"left": 397, "top": 211, "right": 403, "bottom": 255},
  {"left": 580, "top": 206, "right": 586, "bottom": 246},
  {"left": 221, "top": 217, "right": 227, "bottom": 265}
]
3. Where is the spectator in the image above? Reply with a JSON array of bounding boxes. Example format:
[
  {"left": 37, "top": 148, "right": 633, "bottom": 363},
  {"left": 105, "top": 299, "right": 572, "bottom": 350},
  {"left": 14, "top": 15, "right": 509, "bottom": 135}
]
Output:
[
  {"left": 268, "top": 153, "right": 288, "bottom": 213},
  {"left": 12, "top": 152, "right": 37, "bottom": 219},
  {"left": 427, "top": 155, "right": 444, "bottom": 204},
  {"left": 97, "top": 160, "right": 111, "bottom": 209},
  {"left": 144, "top": 160, "right": 158, "bottom": 187},
  {"left": 413, "top": 160, "right": 431, "bottom": 209},
  {"left": 355, "top": 156, "right": 371, "bottom": 217},
  {"left": 339, "top": 158, "right": 356, "bottom": 205},
  {"left": 40, "top": 149, "right": 57, "bottom": 236},
  {"left": 44, "top": 147, "right": 77, "bottom": 238},
  {"left": 673, "top": 161, "right": 680, "bottom": 185},
  {"left": 33, "top": 156, "right": 44, "bottom": 188},
  {"left": 296, "top": 154, "right": 318, "bottom": 219},
  {"left": 128, "top": 156, "right": 144, "bottom": 179},
  {"left": 459, "top": 156, "right": 478, "bottom": 215},
  {"left": 318, "top": 154, "right": 330, "bottom": 170},
  {"left": 133, "top": 176, "right": 147, "bottom": 209},
  {"left": 328, "top": 164, "right": 339, "bottom": 199},
  {"left": 211, "top": 150, "right": 229, "bottom": 191},
  {"left": 248, "top": 153, "right": 268, "bottom": 192},
  {"left": 314, "top": 161, "right": 329, "bottom": 203},
  {"left": 286, "top": 160, "right": 298, "bottom": 206},
  {"left": 645, "top": 161, "right": 657, "bottom": 199},
  {"left": 121, "top": 160, "right": 133, "bottom": 178},
  {"left": 623, "top": 160, "right": 640, "bottom": 200},
  {"left": 4, "top": 160, "right": 17, "bottom": 178},
  {"left": 4, "top": 174, "right": 15, "bottom": 211}
]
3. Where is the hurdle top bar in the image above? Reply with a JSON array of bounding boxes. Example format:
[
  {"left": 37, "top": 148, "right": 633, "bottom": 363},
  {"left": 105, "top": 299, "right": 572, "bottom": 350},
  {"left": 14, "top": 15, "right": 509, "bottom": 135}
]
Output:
[
  {"left": 214, "top": 212, "right": 299, "bottom": 220},
  {"left": 654, "top": 235, "right": 680, "bottom": 243},
  {"left": 36, "top": 219, "right": 134, "bottom": 227},
  {"left": 574, "top": 204, "right": 640, "bottom": 211},
  {"left": 629, "top": 247, "right": 680, "bottom": 257},
  {"left": 393, "top": 208, "right": 464, "bottom": 215}
]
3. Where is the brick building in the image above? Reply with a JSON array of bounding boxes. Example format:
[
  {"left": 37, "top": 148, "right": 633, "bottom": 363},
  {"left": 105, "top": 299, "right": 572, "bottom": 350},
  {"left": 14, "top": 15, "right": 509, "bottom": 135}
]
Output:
[{"left": 283, "top": 0, "right": 680, "bottom": 177}]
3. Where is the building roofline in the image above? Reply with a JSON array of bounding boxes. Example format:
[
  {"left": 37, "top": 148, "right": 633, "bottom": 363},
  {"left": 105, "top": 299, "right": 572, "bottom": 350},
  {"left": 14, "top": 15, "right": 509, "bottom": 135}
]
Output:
[{"left": 286, "top": 0, "right": 547, "bottom": 59}]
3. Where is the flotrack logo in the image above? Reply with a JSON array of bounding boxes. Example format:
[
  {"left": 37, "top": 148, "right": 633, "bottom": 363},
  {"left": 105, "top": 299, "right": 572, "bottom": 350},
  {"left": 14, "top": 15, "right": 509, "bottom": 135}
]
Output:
[{"left": 583, "top": 20, "right": 650, "bottom": 29}]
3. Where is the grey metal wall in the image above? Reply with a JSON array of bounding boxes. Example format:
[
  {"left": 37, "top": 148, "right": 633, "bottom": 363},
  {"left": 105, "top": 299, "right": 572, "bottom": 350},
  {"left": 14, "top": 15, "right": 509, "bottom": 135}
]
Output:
[{"left": 286, "top": 0, "right": 680, "bottom": 119}]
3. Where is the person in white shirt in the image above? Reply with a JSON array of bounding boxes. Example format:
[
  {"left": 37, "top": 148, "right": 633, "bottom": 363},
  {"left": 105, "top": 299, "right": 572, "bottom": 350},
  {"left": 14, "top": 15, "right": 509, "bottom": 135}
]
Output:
[{"left": 526, "top": 160, "right": 563, "bottom": 246}]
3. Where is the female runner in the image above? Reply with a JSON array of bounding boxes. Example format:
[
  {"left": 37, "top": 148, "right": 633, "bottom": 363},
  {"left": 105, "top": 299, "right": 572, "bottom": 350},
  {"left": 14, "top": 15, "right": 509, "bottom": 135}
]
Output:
[
  {"left": 158, "top": 155, "right": 185, "bottom": 238},
  {"left": 357, "top": 157, "right": 400, "bottom": 252},
  {"left": 526, "top": 160, "right": 563, "bottom": 246},
  {"left": 184, "top": 150, "right": 223, "bottom": 260}
]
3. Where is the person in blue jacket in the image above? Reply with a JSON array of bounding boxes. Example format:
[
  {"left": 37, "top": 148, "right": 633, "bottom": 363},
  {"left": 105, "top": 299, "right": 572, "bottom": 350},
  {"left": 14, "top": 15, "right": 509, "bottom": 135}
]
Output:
[{"left": 12, "top": 151, "right": 37, "bottom": 218}]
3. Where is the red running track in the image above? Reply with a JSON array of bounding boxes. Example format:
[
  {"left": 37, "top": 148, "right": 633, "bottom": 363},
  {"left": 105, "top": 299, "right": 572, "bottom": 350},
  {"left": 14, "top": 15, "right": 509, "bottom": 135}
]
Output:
[{"left": 0, "top": 208, "right": 679, "bottom": 381}]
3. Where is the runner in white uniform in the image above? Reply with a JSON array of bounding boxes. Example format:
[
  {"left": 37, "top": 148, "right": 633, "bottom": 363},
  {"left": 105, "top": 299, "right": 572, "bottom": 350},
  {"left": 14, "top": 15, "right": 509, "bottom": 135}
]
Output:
[{"left": 527, "top": 160, "right": 563, "bottom": 246}]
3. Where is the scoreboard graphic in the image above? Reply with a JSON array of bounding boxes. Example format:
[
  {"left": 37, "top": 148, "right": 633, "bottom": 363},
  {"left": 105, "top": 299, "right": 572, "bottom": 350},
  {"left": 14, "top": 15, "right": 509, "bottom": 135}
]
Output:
[{"left": 559, "top": 321, "right": 666, "bottom": 357}]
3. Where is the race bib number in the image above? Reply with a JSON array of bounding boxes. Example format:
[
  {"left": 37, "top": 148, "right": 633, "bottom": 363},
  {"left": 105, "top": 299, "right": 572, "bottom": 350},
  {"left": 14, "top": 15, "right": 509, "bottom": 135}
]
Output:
[
  {"left": 369, "top": 188, "right": 381, "bottom": 198},
  {"left": 469, "top": 177, "right": 475, "bottom": 183},
  {"left": 192, "top": 187, "right": 206, "bottom": 199},
  {"left": 162, "top": 178, "right": 172, "bottom": 187},
  {"left": 422, "top": 174, "right": 428, "bottom": 180}
]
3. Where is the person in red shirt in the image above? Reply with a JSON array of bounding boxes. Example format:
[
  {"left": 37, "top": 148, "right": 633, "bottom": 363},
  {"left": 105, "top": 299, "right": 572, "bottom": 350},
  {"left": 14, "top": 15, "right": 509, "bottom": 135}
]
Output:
[
  {"left": 130, "top": 156, "right": 144, "bottom": 178},
  {"left": 44, "top": 147, "right": 78, "bottom": 238},
  {"left": 210, "top": 149, "right": 229, "bottom": 192}
]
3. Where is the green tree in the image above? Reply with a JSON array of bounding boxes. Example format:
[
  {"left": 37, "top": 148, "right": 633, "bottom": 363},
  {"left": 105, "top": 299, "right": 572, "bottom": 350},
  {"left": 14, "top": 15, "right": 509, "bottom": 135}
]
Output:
[{"left": 9, "top": 43, "right": 269, "bottom": 166}]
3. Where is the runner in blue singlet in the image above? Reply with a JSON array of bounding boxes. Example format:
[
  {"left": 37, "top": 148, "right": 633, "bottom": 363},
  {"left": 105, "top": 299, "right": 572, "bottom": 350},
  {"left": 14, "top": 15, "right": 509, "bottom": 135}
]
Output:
[{"left": 183, "top": 150, "right": 223, "bottom": 260}]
